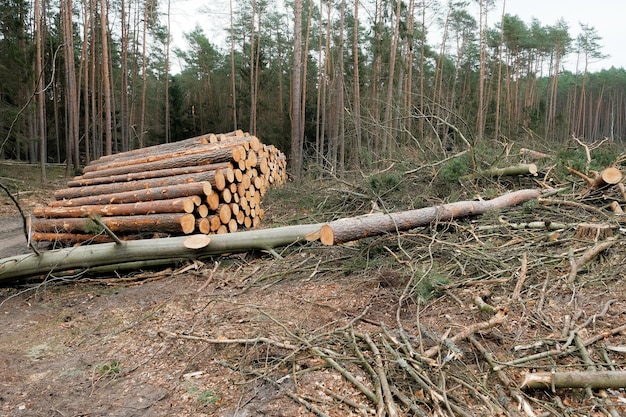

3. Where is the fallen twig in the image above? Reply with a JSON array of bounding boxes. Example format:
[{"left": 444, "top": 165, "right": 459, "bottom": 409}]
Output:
[
  {"left": 521, "top": 371, "right": 626, "bottom": 390},
  {"left": 423, "top": 308, "right": 508, "bottom": 359}
]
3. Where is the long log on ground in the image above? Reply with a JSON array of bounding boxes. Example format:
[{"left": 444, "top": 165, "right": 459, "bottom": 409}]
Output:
[
  {"left": 319, "top": 188, "right": 543, "bottom": 245},
  {"left": 34, "top": 197, "right": 196, "bottom": 218},
  {"left": 79, "top": 146, "right": 245, "bottom": 180},
  {"left": 49, "top": 181, "right": 212, "bottom": 207},
  {"left": 68, "top": 162, "right": 232, "bottom": 187},
  {"left": 56, "top": 169, "right": 227, "bottom": 200},
  {"left": 1, "top": 189, "right": 545, "bottom": 283},
  {"left": 0, "top": 224, "right": 325, "bottom": 283},
  {"left": 461, "top": 163, "right": 538, "bottom": 181},
  {"left": 521, "top": 371, "right": 626, "bottom": 390},
  {"left": 32, "top": 213, "right": 197, "bottom": 235}
]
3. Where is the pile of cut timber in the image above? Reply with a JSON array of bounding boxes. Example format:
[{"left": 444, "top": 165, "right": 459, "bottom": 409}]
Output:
[{"left": 31, "top": 130, "right": 287, "bottom": 244}]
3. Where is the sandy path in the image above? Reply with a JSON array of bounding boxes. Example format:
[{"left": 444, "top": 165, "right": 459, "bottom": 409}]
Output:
[{"left": 0, "top": 216, "right": 30, "bottom": 259}]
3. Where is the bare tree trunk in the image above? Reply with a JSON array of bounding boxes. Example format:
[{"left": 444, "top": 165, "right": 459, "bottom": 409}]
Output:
[
  {"left": 80, "top": 0, "right": 91, "bottom": 164},
  {"left": 100, "top": 0, "right": 113, "bottom": 155},
  {"left": 290, "top": 0, "right": 303, "bottom": 176},
  {"left": 140, "top": 0, "right": 149, "bottom": 149},
  {"left": 476, "top": 0, "right": 488, "bottom": 142},
  {"left": 300, "top": 0, "right": 313, "bottom": 168},
  {"left": 164, "top": 0, "right": 171, "bottom": 143},
  {"left": 352, "top": 0, "right": 362, "bottom": 168},
  {"left": 35, "top": 0, "right": 46, "bottom": 181},
  {"left": 229, "top": 0, "right": 237, "bottom": 130},
  {"left": 62, "top": 0, "right": 79, "bottom": 173},
  {"left": 120, "top": 0, "right": 129, "bottom": 151},
  {"left": 338, "top": 0, "right": 345, "bottom": 172},
  {"left": 494, "top": 0, "right": 506, "bottom": 141},
  {"left": 382, "top": 0, "right": 402, "bottom": 155},
  {"left": 249, "top": 0, "right": 257, "bottom": 135}
]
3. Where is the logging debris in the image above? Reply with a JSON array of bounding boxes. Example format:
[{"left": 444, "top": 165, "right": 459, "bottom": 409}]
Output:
[
  {"left": 31, "top": 130, "right": 287, "bottom": 244},
  {"left": 2, "top": 148, "right": 626, "bottom": 416}
]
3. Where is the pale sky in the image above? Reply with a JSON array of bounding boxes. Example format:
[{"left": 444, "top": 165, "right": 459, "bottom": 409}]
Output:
[
  {"left": 503, "top": 0, "right": 624, "bottom": 71},
  {"left": 167, "top": 0, "right": 624, "bottom": 73}
]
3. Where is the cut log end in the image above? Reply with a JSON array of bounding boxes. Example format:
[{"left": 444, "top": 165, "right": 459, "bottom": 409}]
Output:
[
  {"left": 184, "top": 234, "right": 211, "bottom": 249},
  {"left": 319, "top": 225, "right": 334, "bottom": 246},
  {"left": 600, "top": 167, "right": 622, "bottom": 185}
]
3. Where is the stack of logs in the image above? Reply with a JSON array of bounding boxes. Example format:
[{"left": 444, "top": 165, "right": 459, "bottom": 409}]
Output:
[{"left": 31, "top": 130, "right": 287, "bottom": 244}]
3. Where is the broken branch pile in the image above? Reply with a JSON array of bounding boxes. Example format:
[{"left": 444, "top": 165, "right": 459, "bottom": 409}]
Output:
[{"left": 31, "top": 130, "right": 287, "bottom": 243}]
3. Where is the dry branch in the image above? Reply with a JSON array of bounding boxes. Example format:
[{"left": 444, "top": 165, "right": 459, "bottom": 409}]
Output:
[{"left": 521, "top": 371, "right": 626, "bottom": 390}]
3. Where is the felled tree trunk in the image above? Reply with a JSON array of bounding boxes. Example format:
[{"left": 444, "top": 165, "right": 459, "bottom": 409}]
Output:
[
  {"left": 49, "top": 181, "right": 212, "bottom": 207},
  {"left": 57, "top": 163, "right": 231, "bottom": 198},
  {"left": 319, "top": 188, "right": 542, "bottom": 245},
  {"left": 34, "top": 197, "right": 196, "bottom": 218},
  {"left": 461, "top": 163, "right": 538, "bottom": 181},
  {"left": 1, "top": 189, "right": 543, "bottom": 284},
  {"left": 0, "top": 224, "right": 324, "bottom": 283},
  {"left": 32, "top": 213, "right": 197, "bottom": 234}
]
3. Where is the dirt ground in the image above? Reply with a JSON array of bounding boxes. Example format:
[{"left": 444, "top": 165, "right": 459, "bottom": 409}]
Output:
[{"left": 1, "top": 160, "right": 626, "bottom": 416}]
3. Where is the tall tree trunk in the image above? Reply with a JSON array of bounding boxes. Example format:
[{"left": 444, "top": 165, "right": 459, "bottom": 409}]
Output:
[
  {"left": 352, "top": 0, "right": 361, "bottom": 169},
  {"left": 80, "top": 0, "right": 91, "bottom": 164},
  {"left": 35, "top": 0, "right": 46, "bottom": 181},
  {"left": 140, "top": 0, "right": 149, "bottom": 149},
  {"left": 337, "top": 0, "right": 345, "bottom": 172},
  {"left": 229, "top": 0, "right": 237, "bottom": 130},
  {"left": 300, "top": 0, "right": 313, "bottom": 166},
  {"left": 494, "top": 0, "right": 505, "bottom": 141},
  {"left": 90, "top": 0, "right": 98, "bottom": 158},
  {"left": 164, "top": 0, "right": 171, "bottom": 143},
  {"left": 100, "top": 0, "right": 113, "bottom": 155},
  {"left": 290, "top": 0, "right": 303, "bottom": 176},
  {"left": 382, "top": 0, "right": 402, "bottom": 155},
  {"left": 249, "top": 0, "right": 257, "bottom": 135},
  {"left": 476, "top": 0, "right": 488, "bottom": 142},
  {"left": 62, "top": 0, "right": 79, "bottom": 173},
  {"left": 371, "top": 0, "right": 383, "bottom": 153},
  {"left": 120, "top": 0, "right": 129, "bottom": 152}
]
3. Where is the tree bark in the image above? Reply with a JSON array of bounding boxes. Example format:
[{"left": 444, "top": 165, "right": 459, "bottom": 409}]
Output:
[
  {"left": 32, "top": 213, "right": 197, "bottom": 235},
  {"left": 462, "top": 163, "right": 538, "bottom": 180},
  {"left": 49, "top": 181, "right": 212, "bottom": 207},
  {"left": 68, "top": 162, "right": 231, "bottom": 187},
  {"left": 521, "top": 371, "right": 626, "bottom": 390},
  {"left": 319, "top": 189, "right": 542, "bottom": 245},
  {"left": 2, "top": 190, "right": 543, "bottom": 283},
  {"left": 57, "top": 168, "right": 228, "bottom": 199},
  {"left": 1, "top": 224, "right": 324, "bottom": 283},
  {"left": 79, "top": 146, "right": 243, "bottom": 179},
  {"left": 35, "top": 197, "right": 196, "bottom": 218},
  {"left": 86, "top": 134, "right": 251, "bottom": 171}
]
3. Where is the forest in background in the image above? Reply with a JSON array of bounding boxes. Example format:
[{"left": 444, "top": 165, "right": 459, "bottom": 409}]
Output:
[{"left": 1, "top": 0, "right": 625, "bottom": 180}]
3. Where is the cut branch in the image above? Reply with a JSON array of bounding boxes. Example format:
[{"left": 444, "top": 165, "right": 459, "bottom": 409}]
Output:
[{"left": 521, "top": 371, "right": 626, "bottom": 390}]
